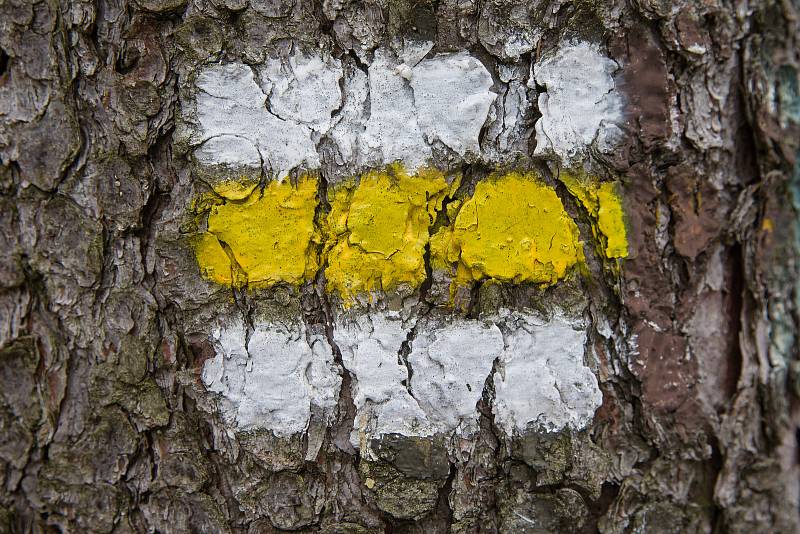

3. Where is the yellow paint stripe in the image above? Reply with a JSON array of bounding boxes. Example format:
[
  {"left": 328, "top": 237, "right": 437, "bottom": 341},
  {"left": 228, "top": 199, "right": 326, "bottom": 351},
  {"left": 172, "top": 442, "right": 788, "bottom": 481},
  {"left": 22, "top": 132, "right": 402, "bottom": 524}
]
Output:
[
  {"left": 558, "top": 171, "right": 629, "bottom": 259},
  {"left": 430, "top": 171, "right": 583, "bottom": 292},
  {"left": 193, "top": 175, "right": 320, "bottom": 288},
  {"left": 211, "top": 178, "right": 259, "bottom": 201},
  {"left": 191, "top": 232, "right": 236, "bottom": 285},
  {"left": 323, "top": 164, "right": 452, "bottom": 301},
  {"left": 191, "top": 167, "right": 627, "bottom": 299}
]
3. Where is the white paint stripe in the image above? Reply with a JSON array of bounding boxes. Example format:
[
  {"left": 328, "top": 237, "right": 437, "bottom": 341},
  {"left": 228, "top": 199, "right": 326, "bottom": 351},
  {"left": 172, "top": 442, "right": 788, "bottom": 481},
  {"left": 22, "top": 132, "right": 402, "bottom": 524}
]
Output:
[
  {"left": 492, "top": 312, "right": 603, "bottom": 435},
  {"left": 333, "top": 312, "right": 427, "bottom": 445},
  {"left": 361, "top": 48, "right": 431, "bottom": 170},
  {"left": 407, "top": 319, "right": 502, "bottom": 435},
  {"left": 531, "top": 40, "right": 624, "bottom": 163},
  {"left": 260, "top": 54, "right": 343, "bottom": 134},
  {"left": 202, "top": 311, "right": 603, "bottom": 441},
  {"left": 410, "top": 51, "right": 497, "bottom": 157},
  {"left": 190, "top": 43, "right": 624, "bottom": 174},
  {"left": 194, "top": 62, "right": 320, "bottom": 177},
  {"left": 202, "top": 318, "right": 341, "bottom": 436}
]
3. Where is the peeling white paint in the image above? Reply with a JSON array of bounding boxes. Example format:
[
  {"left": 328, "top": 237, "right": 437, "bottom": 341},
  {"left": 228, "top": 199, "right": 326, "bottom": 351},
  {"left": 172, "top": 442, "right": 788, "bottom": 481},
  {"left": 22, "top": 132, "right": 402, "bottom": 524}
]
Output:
[
  {"left": 333, "top": 312, "right": 432, "bottom": 445},
  {"left": 410, "top": 52, "right": 497, "bottom": 157},
  {"left": 204, "top": 312, "right": 601, "bottom": 441},
  {"left": 531, "top": 41, "right": 624, "bottom": 164},
  {"left": 191, "top": 42, "right": 626, "bottom": 173},
  {"left": 482, "top": 63, "right": 534, "bottom": 161},
  {"left": 326, "top": 66, "right": 369, "bottom": 170},
  {"left": 194, "top": 134, "right": 262, "bottom": 168},
  {"left": 259, "top": 54, "right": 344, "bottom": 134},
  {"left": 492, "top": 312, "right": 602, "bottom": 435},
  {"left": 361, "top": 50, "right": 497, "bottom": 166},
  {"left": 201, "top": 317, "right": 341, "bottom": 436},
  {"left": 407, "top": 319, "right": 503, "bottom": 435},
  {"left": 361, "top": 49, "right": 431, "bottom": 170},
  {"left": 330, "top": 311, "right": 600, "bottom": 448},
  {"left": 195, "top": 63, "right": 320, "bottom": 177},
  {"left": 332, "top": 313, "right": 506, "bottom": 447},
  {"left": 192, "top": 49, "right": 498, "bottom": 174}
]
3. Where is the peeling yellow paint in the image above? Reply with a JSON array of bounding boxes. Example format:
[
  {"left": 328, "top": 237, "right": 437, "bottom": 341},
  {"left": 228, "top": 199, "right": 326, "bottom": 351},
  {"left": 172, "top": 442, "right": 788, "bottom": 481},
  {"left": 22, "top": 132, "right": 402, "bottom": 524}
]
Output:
[
  {"left": 191, "top": 168, "right": 623, "bottom": 300},
  {"left": 193, "top": 176, "right": 320, "bottom": 287},
  {"left": 431, "top": 171, "right": 583, "bottom": 290},
  {"left": 211, "top": 178, "right": 260, "bottom": 201},
  {"left": 558, "top": 172, "right": 628, "bottom": 259},
  {"left": 191, "top": 232, "right": 237, "bottom": 285},
  {"left": 324, "top": 164, "right": 453, "bottom": 302}
]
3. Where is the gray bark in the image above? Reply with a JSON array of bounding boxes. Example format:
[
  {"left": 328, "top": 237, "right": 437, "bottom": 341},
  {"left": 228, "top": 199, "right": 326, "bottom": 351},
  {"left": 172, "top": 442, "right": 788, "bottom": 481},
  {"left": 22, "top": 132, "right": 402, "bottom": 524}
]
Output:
[{"left": 1, "top": 0, "right": 799, "bottom": 532}]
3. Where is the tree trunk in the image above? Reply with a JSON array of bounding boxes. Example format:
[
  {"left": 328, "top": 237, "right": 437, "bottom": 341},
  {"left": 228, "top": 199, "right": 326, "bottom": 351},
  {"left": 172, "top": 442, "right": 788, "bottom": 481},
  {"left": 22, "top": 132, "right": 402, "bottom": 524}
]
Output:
[{"left": 1, "top": 0, "right": 798, "bottom": 532}]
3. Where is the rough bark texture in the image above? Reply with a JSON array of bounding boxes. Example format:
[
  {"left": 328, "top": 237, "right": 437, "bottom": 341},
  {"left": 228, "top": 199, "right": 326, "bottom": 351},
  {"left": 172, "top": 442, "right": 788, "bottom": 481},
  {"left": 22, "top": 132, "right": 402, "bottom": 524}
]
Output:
[{"left": 1, "top": 0, "right": 799, "bottom": 533}]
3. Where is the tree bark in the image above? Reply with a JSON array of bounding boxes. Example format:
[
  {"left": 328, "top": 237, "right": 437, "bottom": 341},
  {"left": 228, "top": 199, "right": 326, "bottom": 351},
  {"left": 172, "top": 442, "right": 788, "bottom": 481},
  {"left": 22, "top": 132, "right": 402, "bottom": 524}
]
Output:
[{"left": 1, "top": 0, "right": 799, "bottom": 533}]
